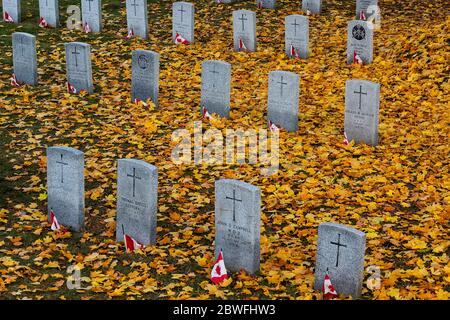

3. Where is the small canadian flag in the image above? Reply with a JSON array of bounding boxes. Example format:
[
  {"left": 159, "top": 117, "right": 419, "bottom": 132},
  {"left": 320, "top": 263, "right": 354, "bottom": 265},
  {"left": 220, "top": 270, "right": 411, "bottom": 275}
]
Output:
[
  {"left": 122, "top": 225, "right": 144, "bottom": 252},
  {"left": 67, "top": 82, "right": 77, "bottom": 94},
  {"left": 238, "top": 38, "right": 247, "bottom": 51},
  {"left": 211, "top": 249, "right": 228, "bottom": 284},
  {"left": 353, "top": 51, "right": 363, "bottom": 65},
  {"left": 359, "top": 10, "right": 366, "bottom": 20},
  {"left": 306, "top": 9, "right": 311, "bottom": 16},
  {"left": 202, "top": 106, "right": 213, "bottom": 120},
  {"left": 323, "top": 272, "right": 338, "bottom": 299},
  {"left": 49, "top": 209, "right": 61, "bottom": 231},
  {"left": 11, "top": 74, "right": 20, "bottom": 87},
  {"left": 175, "top": 32, "right": 190, "bottom": 45},
  {"left": 3, "top": 11, "right": 14, "bottom": 22},
  {"left": 268, "top": 119, "right": 279, "bottom": 132},
  {"left": 38, "top": 17, "right": 49, "bottom": 28},
  {"left": 257, "top": 1, "right": 263, "bottom": 9},
  {"left": 134, "top": 98, "right": 148, "bottom": 107},
  {"left": 83, "top": 22, "right": 92, "bottom": 33},
  {"left": 125, "top": 28, "right": 134, "bottom": 40},
  {"left": 290, "top": 44, "right": 300, "bottom": 58},
  {"left": 343, "top": 132, "right": 349, "bottom": 145}
]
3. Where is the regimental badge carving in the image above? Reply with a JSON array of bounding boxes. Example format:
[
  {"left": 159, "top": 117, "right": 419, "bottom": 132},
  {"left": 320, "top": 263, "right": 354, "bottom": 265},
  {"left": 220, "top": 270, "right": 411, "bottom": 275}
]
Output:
[{"left": 352, "top": 25, "right": 366, "bottom": 40}]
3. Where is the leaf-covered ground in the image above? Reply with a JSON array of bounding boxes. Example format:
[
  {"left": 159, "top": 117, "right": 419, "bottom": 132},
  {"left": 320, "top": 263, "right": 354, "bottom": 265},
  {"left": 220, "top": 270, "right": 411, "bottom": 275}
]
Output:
[{"left": 0, "top": 0, "right": 449, "bottom": 299}]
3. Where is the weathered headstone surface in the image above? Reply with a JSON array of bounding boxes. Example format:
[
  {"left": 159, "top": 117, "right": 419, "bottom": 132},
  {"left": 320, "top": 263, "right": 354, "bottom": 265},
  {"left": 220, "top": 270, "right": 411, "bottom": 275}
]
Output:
[
  {"left": 267, "top": 70, "right": 300, "bottom": 132},
  {"left": 81, "top": 0, "right": 102, "bottom": 33},
  {"left": 65, "top": 42, "right": 94, "bottom": 94},
  {"left": 215, "top": 179, "right": 261, "bottom": 274},
  {"left": 200, "top": 60, "right": 231, "bottom": 118},
  {"left": 256, "top": 0, "right": 276, "bottom": 9},
  {"left": 356, "top": 0, "right": 377, "bottom": 18},
  {"left": 344, "top": 79, "right": 380, "bottom": 146},
  {"left": 12, "top": 32, "right": 38, "bottom": 86},
  {"left": 347, "top": 20, "right": 373, "bottom": 64},
  {"left": 172, "top": 2, "right": 194, "bottom": 44},
  {"left": 233, "top": 10, "right": 256, "bottom": 52},
  {"left": 126, "top": 0, "right": 148, "bottom": 39},
  {"left": 314, "top": 222, "right": 366, "bottom": 298},
  {"left": 38, "top": 0, "right": 59, "bottom": 27},
  {"left": 285, "top": 15, "right": 309, "bottom": 59},
  {"left": 2, "top": 0, "right": 21, "bottom": 22},
  {"left": 131, "top": 50, "right": 160, "bottom": 106},
  {"left": 302, "top": 0, "right": 322, "bottom": 14},
  {"left": 115, "top": 159, "right": 158, "bottom": 246},
  {"left": 47, "top": 146, "right": 85, "bottom": 232}
]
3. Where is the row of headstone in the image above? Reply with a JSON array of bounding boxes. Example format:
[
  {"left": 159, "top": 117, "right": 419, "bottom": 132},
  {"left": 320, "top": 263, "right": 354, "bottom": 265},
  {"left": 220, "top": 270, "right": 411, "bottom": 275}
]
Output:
[
  {"left": 47, "top": 146, "right": 366, "bottom": 298},
  {"left": 4, "top": 0, "right": 373, "bottom": 65},
  {"left": 10, "top": 32, "right": 379, "bottom": 146}
]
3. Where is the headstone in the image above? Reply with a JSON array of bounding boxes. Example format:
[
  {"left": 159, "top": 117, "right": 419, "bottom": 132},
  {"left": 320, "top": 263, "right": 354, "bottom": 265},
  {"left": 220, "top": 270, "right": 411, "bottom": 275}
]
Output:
[
  {"left": 12, "top": 32, "right": 38, "bottom": 86},
  {"left": 347, "top": 20, "right": 373, "bottom": 64},
  {"left": 64, "top": 42, "right": 94, "bottom": 94},
  {"left": 38, "top": 0, "right": 59, "bottom": 27},
  {"left": 233, "top": 10, "right": 257, "bottom": 52},
  {"left": 2, "top": 0, "right": 21, "bottom": 22},
  {"left": 302, "top": 0, "right": 322, "bottom": 14},
  {"left": 267, "top": 70, "right": 300, "bottom": 132},
  {"left": 215, "top": 179, "right": 261, "bottom": 275},
  {"left": 172, "top": 2, "right": 194, "bottom": 44},
  {"left": 115, "top": 159, "right": 158, "bottom": 246},
  {"left": 81, "top": 0, "right": 102, "bottom": 33},
  {"left": 344, "top": 79, "right": 380, "bottom": 146},
  {"left": 314, "top": 222, "right": 366, "bottom": 298},
  {"left": 285, "top": 15, "right": 309, "bottom": 59},
  {"left": 131, "top": 50, "right": 160, "bottom": 106},
  {"left": 47, "top": 146, "right": 85, "bottom": 232},
  {"left": 356, "top": 0, "right": 377, "bottom": 18},
  {"left": 200, "top": 60, "right": 231, "bottom": 118},
  {"left": 126, "top": 0, "right": 148, "bottom": 39},
  {"left": 256, "top": 0, "right": 276, "bottom": 9}
]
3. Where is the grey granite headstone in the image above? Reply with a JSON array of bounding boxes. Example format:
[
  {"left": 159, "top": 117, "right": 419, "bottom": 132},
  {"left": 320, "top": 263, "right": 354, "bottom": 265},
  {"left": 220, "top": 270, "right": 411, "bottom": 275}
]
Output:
[
  {"left": 47, "top": 146, "right": 84, "bottom": 232},
  {"left": 285, "top": 15, "right": 309, "bottom": 59},
  {"left": 131, "top": 50, "right": 160, "bottom": 106},
  {"left": 215, "top": 179, "right": 261, "bottom": 275},
  {"left": 302, "top": 0, "right": 322, "bottom": 14},
  {"left": 64, "top": 42, "right": 94, "bottom": 94},
  {"left": 267, "top": 70, "right": 300, "bottom": 132},
  {"left": 200, "top": 60, "right": 231, "bottom": 118},
  {"left": 115, "top": 159, "right": 158, "bottom": 246},
  {"left": 356, "top": 0, "right": 377, "bottom": 18},
  {"left": 12, "top": 32, "right": 38, "bottom": 86},
  {"left": 126, "top": 0, "right": 148, "bottom": 39},
  {"left": 314, "top": 222, "right": 366, "bottom": 298},
  {"left": 2, "top": 0, "right": 21, "bottom": 22},
  {"left": 344, "top": 79, "right": 380, "bottom": 146},
  {"left": 81, "top": 0, "right": 102, "bottom": 33},
  {"left": 38, "top": 0, "right": 59, "bottom": 27},
  {"left": 256, "top": 0, "right": 276, "bottom": 9},
  {"left": 233, "top": 10, "right": 256, "bottom": 52},
  {"left": 347, "top": 20, "right": 373, "bottom": 64},
  {"left": 172, "top": 2, "right": 194, "bottom": 44}
]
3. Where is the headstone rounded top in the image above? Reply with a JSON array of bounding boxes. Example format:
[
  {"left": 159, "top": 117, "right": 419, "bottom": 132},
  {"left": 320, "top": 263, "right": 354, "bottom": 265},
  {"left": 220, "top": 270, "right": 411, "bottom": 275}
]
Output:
[
  {"left": 118, "top": 158, "right": 157, "bottom": 172},
  {"left": 47, "top": 146, "right": 84, "bottom": 156},
  {"left": 64, "top": 42, "right": 91, "bottom": 48},
  {"left": 215, "top": 179, "right": 260, "bottom": 193},
  {"left": 318, "top": 222, "right": 366, "bottom": 238},
  {"left": 346, "top": 79, "right": 379, "bottom": 89},
  {"left": 202, "top": 60, "right": 231, "bottom": 67},
  {"left": 269, "top": 70, "right": 299, "bottom": 81},
  {"left": 12, "top": 32, "right": 35, "bottom": 39},
  {"left": 172, "top": 1, "right": 194, "bottom": 7},
  {"left": 233, "top": 9, "right": 256, "bottom": 15},
  {"left": 285, "top": 14, "right": 308, "bottom": 21}
]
